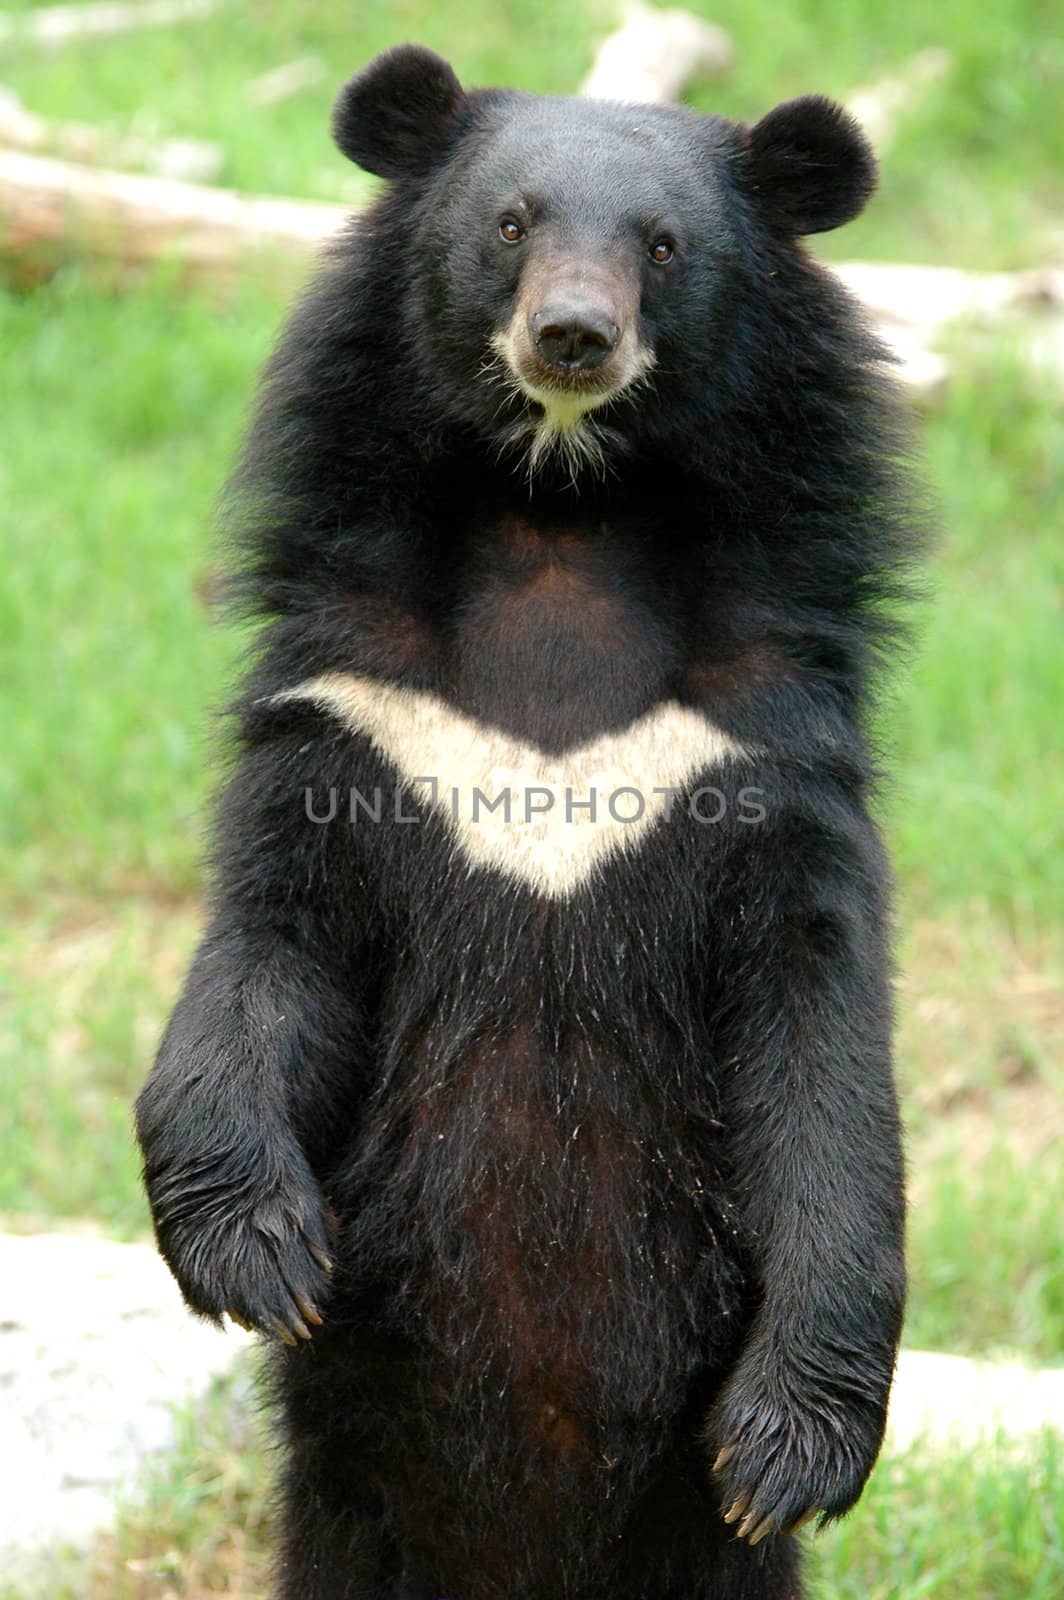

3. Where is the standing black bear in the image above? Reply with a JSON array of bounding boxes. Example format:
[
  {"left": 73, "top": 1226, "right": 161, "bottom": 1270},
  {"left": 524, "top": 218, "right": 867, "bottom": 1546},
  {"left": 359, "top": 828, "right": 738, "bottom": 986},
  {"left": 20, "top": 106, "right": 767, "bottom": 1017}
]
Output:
[{"left": 136, "top": 45, "right": 920, "bottom": 1600}]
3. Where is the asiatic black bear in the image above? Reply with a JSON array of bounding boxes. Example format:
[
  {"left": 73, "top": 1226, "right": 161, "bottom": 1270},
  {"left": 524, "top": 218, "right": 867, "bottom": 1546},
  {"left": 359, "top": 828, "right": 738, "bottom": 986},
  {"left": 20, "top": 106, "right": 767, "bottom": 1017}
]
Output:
[{"left": 136, "top": 45, "right": 919, "bottom": 1600}]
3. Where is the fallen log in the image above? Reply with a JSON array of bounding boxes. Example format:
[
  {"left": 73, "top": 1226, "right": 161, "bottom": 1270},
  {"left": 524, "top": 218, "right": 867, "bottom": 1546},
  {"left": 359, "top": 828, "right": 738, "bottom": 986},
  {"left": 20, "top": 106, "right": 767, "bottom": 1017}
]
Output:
[
  {"left": 4, "top": 146, "right": 1059, "bottom": 336},
  {"left": 834, "top": 260, "right": 1064, "bottom": 328},
  {"left": 845, "top": 48, "right": 952, "bottom": 149},
  {"left": 581, "top": 0, "right": 734, "bottom": 103},
  {"left": 0, "top": 86, "right": 220, "bottom": 182},
  {"left": 4, "top": 0, "right": 1062, "bottom": 402},
  {"left": 0, "top": 0, "right": 219, "bottom": 48},
  {"left": 8, "top": 144, "right": 1061, "bottom": 327},
  {"left": 890, "top": 1349, "right": 1064, "bottom": 1453},
  {"left": 0, "top": 147, "right": 346, "bottom": 271}
]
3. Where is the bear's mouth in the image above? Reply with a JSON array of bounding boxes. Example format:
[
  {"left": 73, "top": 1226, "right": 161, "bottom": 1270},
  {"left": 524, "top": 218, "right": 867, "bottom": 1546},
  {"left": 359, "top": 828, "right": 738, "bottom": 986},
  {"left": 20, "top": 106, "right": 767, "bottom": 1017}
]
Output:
[
  {"left": 520, "top": 355, "right": 619, "bottom": 400},
  {"left": 488, "top": 328, "right": 654, "bottom": 433},
  {"left": 508, "top": 362, "right": 618, "bottom": 424}
]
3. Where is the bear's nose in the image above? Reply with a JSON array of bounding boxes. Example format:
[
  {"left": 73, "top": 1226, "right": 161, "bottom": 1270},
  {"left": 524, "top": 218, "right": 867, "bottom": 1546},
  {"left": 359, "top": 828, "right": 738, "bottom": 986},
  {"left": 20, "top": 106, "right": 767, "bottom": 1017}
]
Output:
[{"left": 530, "top": 305, "right": 620, "bottom": 373}]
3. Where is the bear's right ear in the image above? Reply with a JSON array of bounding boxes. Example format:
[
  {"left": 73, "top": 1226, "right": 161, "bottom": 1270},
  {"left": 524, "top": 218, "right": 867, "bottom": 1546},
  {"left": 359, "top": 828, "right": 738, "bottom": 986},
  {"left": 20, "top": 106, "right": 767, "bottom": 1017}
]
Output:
[{"left": 332, "top": 45, "right": 464, "bottom": 181}]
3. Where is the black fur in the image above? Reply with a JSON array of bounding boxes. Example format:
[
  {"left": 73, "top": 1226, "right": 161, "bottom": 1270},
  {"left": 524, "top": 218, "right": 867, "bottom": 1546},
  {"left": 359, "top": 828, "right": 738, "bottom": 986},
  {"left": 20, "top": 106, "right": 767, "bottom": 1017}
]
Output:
[
  {"left": 137, "top": 48, "right": 922, "bottom": 1600},
  {"left": 747, "top": 96, "right": 877, "bottom": 235},
  {"left": 332, "top": 45, "right": 464, "bottom": 180}
]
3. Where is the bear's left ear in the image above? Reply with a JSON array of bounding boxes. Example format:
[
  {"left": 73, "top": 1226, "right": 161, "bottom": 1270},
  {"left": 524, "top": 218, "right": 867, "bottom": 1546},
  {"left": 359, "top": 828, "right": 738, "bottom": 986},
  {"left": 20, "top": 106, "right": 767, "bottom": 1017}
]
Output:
[
  {"left": 332, "top": 44, "right": 464, "bottom": 181},
  {"left": 746, "top": 95, "right": 877, "bottom": 235}
]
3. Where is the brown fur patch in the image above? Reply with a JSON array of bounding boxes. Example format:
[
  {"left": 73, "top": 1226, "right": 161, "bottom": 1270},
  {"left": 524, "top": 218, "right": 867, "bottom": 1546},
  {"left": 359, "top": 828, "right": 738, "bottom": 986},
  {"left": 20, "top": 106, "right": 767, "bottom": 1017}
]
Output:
[
  {"left": 328, "top": 593, "right": 440, "bottom": 677},
  {"left": 472, "top": 515, "right": 630, "bottom": 646},
  {"left": 685, "top": 645, "right": 793, "bottom": 707}
]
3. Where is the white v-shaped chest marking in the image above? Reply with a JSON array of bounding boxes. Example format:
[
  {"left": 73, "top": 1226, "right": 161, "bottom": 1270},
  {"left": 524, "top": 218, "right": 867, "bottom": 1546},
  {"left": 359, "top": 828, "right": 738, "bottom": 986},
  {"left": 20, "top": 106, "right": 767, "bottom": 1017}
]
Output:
[{"left": 272, "top": 672, "right": 752, "bottom": 898}]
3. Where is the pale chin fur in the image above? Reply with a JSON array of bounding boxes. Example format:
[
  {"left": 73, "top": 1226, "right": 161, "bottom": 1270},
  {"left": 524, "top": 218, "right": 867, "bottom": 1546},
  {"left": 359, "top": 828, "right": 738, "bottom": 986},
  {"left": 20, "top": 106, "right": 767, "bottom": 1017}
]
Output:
[{"left": 486, "top": 330, "right": 655, "bottom": 484}]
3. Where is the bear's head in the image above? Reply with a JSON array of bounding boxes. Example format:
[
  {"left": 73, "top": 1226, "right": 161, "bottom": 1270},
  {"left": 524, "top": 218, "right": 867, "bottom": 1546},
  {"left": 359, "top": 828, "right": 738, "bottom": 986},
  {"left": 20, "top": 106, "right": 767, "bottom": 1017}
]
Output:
[{"left": 332, "top": 46, "right": 877, "bottom": 478}]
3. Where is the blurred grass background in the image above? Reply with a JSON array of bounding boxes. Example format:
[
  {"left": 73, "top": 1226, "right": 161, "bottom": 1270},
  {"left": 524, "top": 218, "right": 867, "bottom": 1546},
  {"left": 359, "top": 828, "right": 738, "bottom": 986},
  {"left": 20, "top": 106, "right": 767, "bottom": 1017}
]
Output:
[{"left": 0, "top": 0, "right": 1061, "bottom": 1595}]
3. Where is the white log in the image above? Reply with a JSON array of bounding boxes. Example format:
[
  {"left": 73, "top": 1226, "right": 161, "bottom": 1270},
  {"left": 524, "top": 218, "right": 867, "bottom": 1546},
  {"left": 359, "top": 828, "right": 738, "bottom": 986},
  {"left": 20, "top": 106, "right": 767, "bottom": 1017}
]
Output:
[
  {"left": 846, "top": 48, "right": 952, "bottom": 149},
  {"left": 877, "top": 325, "right": 951, "bottom": 403},
  {"left": 0, "top": 86, "right": 220, "bottom": 182},
  {"left": 0, "top": 147, "right": 345, "bottom": 270},
  {"left": 0, "top": 0, "right": 218, "bottom": 47},
  {"left": 581, "top": 1, "right": 734, "bottom": 103},
  {"left": 0, "top": 1231, "right": 1057, "bottom": 1572},
  {"left": 9, "top": 143, "right": 1056, "bottom": 334},
  {"left": 3, "top": 3, "right": 1062, "bottom": 407},
  {"left": 889, "top": 1349, "right": 1064, "bottom": 1453},
  {"left": 5, "top": 147, "right": 1056, "bottom": 326},
  {"left": 5, "top": 146, "right": 1060, "bottom": 399},
  {"left": 247, "top": 56, "right": 326, "bottom": 109},
  {"left": 834, "top": 260, "right": 1064, "bottom": 329}
]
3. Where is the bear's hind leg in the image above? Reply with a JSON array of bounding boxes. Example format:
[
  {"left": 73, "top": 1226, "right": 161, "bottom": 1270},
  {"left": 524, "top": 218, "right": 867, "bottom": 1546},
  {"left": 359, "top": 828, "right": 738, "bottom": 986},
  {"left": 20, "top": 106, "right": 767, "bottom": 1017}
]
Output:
[
  {"left": 274, "top": 1376, "right": 404, "bottom": 1600},
  {"left": 275, "top": 1458, "right": 405, "bottom": 1599},
  {"left": 662, "top": 1531, "right": 803, "bottom": 1600},
  {"left": 620, "top": 1464, "right": 804, "bottom": 1600},
  {"left": 649, "top": 1534, "right": 802, "bottom": 1600}
]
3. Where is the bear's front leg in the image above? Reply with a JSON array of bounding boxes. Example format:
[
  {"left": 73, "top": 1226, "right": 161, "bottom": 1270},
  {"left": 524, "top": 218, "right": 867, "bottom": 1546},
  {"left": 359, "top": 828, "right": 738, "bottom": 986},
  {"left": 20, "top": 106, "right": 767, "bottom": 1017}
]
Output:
[
  {"left": 136, "top": 923, "right": 351, "bottom": 1341},
  {"left": 137, "top": 721, "right": 372, "bottom": 1340},
  {"left": 709, "top": 799, "right": 906, "bottom": 1544}
]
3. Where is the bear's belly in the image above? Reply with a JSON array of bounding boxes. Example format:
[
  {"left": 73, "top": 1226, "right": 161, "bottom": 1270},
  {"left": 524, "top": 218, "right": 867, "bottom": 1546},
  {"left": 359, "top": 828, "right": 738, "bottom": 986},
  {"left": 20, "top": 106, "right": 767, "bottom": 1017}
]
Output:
[
  {"left": 345, "top": 1023, "right": 748, "bottom": 1427},
  {"left": 346, "top": 1024, "right": 747, "bottom": 1595}
]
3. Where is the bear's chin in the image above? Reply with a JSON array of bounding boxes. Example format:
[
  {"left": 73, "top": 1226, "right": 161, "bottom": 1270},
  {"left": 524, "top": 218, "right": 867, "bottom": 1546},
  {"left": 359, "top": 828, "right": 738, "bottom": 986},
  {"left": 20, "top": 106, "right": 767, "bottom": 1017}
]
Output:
[
  {"left": 525, "top": 406, "right": 611, "bottom": 480},
  {"left": 486, "top": 337, "right": 649, "bottom": 482},
  {"left": 494, "top": 395, "right": 623, "bottom": 484}
]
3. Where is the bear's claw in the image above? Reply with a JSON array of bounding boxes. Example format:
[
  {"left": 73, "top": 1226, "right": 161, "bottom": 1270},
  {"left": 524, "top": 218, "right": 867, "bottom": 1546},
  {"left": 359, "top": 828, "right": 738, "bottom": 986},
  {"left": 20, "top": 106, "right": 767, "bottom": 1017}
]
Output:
[
  {"left": 710, "top": 1373, "right": 879, "bottom": 1545},
  {"left": 721, "top": 1477, "right": 819, "bottom": 1544},
  {"left": 162, "top": 1178, "right": 335, "bottom": 1345},
  {"left": 225, "top": 1233, "right": 330, "bottom": 1344},
  {"left": 737, "top": 1507, "right": 774, "bottom": 1545},
  {"left": 722, "top": 1490, "right": 751, "bottom": 1526},
  {"left": 296, "top": 1295, "right": 324, "bottom": 1327}
]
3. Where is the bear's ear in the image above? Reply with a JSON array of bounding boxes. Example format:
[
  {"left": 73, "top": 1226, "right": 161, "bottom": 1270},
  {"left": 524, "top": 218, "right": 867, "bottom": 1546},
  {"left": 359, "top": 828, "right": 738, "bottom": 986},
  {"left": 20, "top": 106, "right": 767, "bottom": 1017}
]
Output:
[
  {"left": 332, "top": 45, "right": 464, "bottom": 181},
  {"left": 746, "top": 95, "right": 877, "bottom": 235}
]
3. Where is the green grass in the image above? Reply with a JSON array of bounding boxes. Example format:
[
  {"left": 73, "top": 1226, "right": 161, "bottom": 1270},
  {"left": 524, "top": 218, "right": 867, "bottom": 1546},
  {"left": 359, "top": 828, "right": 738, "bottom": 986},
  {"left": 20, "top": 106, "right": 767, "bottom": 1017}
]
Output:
[
  {"left": 907, "top": 1150, "right": 1064, "bottom": 1361},
  {"left": 812, "top": 1432, "right": 1064, "bottom": 1600},
  {"left": 0, "top": 898, "right": 201, "bottom": 1232},
  {"left": 886, "top": 353, "right": 1064, "bottom": 930},
  {"left": 0, "top": 269, "right": 264, "bottom": 898}
]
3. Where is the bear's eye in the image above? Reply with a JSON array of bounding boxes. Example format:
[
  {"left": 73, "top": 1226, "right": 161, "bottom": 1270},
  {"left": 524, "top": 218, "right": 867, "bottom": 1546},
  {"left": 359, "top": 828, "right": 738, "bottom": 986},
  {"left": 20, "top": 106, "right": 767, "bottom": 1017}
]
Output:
[
  {"left": 499, "top": 218, "right": 525, "bottom": 244},
  {"left": 649, "top": 237, "right": 675, "bottom": 264}
]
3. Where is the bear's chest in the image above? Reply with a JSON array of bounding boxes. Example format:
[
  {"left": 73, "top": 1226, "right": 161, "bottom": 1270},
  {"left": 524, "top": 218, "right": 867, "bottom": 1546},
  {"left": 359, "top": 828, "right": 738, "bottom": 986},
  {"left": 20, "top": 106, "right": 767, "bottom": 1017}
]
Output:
[
  {"left": 281, "top": 670, "right": 749, "bottom": 898},
  {"left": 442, "top": 512, "right": 679, "bottom": 751},
  {"left": 273, "top": 510, "right": 766, "bottom": 899}
]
